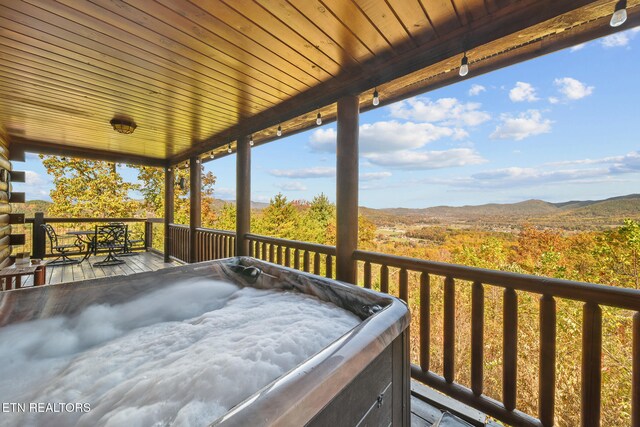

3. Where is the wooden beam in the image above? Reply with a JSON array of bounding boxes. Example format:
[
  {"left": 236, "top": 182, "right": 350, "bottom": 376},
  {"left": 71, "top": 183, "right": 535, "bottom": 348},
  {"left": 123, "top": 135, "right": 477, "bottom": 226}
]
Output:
[
  {"left": 163, "top": 167, "right": 174, "bottom": 263},
  {"left": 11, "top": 136, "right": 167, "bottom": 167},
  {"left": 335, "top": 95, "right": 359, "bottom": 284},
  {"left": 236, "top": 135, "right": 251, "bottom": 257},
  {"left": 189, "top": 156, "right": 201, "bottom": 263},
  {"left": 171, "top": 0, "right": 622, "bottom": 164}
]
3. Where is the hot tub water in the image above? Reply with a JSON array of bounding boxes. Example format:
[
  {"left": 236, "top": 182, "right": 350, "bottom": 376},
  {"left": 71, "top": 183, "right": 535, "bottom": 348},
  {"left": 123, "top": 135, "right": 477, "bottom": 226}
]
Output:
[{"left": 0, "top": 278, "right": 360, "bottom": 427}]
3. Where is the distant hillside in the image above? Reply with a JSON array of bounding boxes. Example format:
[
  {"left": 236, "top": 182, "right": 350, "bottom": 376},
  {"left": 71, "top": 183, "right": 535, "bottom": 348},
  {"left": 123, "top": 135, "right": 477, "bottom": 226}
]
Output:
[
  {"left": 11, "top": 200, "right": 52, "bottom": 216},
  {"left": 361, "top": 194, "right": 640, "bottom": 229},
  {"left": 210, "top": 199, "right": 269, "bottom": 210}
]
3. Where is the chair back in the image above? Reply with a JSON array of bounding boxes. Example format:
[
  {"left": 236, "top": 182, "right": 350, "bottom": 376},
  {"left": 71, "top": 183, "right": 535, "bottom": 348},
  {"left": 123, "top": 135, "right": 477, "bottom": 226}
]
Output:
[
  {"left": 41, "top": 224, "right": 59, "bottom": 246},
  {"left": 95, "top": 223, "right": 127, "bottom": 248}
]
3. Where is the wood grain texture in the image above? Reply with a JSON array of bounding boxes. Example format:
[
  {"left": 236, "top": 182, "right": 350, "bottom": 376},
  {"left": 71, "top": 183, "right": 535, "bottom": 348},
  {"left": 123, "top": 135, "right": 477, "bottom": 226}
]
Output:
[{"left": 1, "top": 0, "right": 635, "bottom": 164}]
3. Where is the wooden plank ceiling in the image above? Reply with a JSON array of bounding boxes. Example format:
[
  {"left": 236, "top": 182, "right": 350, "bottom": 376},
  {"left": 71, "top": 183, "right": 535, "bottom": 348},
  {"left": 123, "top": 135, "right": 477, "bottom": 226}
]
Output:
[{"left": 1, "top": 0, "right": 638, "bottom": 166}]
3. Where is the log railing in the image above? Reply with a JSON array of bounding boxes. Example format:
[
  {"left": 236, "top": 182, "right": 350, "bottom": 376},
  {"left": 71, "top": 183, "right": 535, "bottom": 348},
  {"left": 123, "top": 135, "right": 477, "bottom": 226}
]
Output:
[
  {"left": 245, "top": 233, "right": 336, "bottom": 278},
  {"left": 165, "top": 224, "right": 236, "bottom": 263},
  {"left": 23, "top": 218, "right": 639, "bottom": 426},
  {"left": 194, "top": 227, "right": 236, "bottom": 262},
  {"left": 167, "top": 223, "right": 189, "bottom": 262},
  {"left": 353, "top": 249, "right": 640, "bottom": 427}
]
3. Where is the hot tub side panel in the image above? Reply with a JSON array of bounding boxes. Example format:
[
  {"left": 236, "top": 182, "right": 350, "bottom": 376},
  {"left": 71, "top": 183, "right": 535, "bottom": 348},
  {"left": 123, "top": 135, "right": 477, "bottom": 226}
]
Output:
[{"left": 306, "top": 328, "right": 410, "bottom": 427}]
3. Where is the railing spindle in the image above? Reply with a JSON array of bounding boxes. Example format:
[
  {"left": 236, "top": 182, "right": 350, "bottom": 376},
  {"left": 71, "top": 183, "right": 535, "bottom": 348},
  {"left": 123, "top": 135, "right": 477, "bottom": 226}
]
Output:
[
  {"left": 471, "top": 281, "right": 484, "bottom": 396},
  {"left": 444, "top": 276, "right": 455, "bottom": 383},
  {"left": 303, "top": 251, "right": 310, "bottom": 272},
  {"left": 420, "top": 272, "right": 430, "bottom": 372},
  {"left": 269, "top": 243, "right": 275, "bottom": 263},
  {"left": 380, "top": 265, "right": 389, "bottom": 294},
  {"left": 399, "top": 268, "right": 408, "bottom": 302},
  {"left": 276, "top": 245, "right": 282, "bottom": 265},
  {"left": 314, "top": 252, "right": 321, "bottom": 275},
  {"left": 326, "top": 255, "right": 333, "bottom": 279},
  {"left": 581, "top": 302, "right": 602, "bottom": 427},
  {"left": 248, "top": 239, "right": 254, "bottom": 257},
  {"left": 539, "top": 294, "right": 556, "bottom": 426},
  {"left": 284, "top": 247, "right": 291, "bottom": 267},
  {"left": 294, "top": 248, "right": 300, "bottom": 270},
  {"left": 633, "top": 312, "right": 640, "bottom": 427},
  {"left": 364, "top": 261, "right": 371, "bottom": 289},
  {"left": 503, "top": 288, "right": 518, "bottom": 411}
]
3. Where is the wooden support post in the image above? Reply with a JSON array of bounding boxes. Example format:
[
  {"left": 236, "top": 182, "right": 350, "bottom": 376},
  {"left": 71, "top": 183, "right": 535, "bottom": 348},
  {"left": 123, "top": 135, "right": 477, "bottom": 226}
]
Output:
[
  {"left": 336, "top": 94, "right": 359, "bottom": 283},
  {"left": 189, "top": 156, "right": 202, "bottom": 263},
  {"left": 164, "top": 166, "right": 174, "bottom": 263},
  {"left": 236, "top": 136, "right": 251, "bottom": 256},
  {"left": 32, "top": 212, "right": 45, "bottom": 259}
]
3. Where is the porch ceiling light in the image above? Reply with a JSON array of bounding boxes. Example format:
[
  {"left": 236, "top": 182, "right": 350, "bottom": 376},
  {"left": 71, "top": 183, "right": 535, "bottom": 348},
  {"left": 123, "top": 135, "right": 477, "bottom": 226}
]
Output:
[
  {"left": 109, "top": 117, "right": 137, "bottom": 134},
  {"left": 610, "top": 0, "right": 627, "bottom": 27},
  {"left": 459, "top": 54, "right": 469, "bottom": 77}
]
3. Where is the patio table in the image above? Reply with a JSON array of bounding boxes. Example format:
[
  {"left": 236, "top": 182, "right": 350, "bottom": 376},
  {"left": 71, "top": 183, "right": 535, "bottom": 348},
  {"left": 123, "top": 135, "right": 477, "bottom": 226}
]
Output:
[{"left": 66, "top": 230, "right": 97, "bottom": 261}]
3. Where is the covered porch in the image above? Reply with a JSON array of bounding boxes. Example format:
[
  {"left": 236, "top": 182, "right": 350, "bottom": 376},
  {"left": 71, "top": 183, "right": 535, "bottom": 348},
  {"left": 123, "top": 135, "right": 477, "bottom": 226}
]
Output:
[{"left": 3, "top": 1, "right": 640, "bottom": 426}]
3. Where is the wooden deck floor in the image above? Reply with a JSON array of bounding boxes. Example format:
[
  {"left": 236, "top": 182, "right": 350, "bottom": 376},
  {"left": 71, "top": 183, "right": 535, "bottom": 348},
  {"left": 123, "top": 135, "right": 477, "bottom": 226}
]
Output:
[{"left": 23, "top": 251, "right": 180, "bottom": 286}]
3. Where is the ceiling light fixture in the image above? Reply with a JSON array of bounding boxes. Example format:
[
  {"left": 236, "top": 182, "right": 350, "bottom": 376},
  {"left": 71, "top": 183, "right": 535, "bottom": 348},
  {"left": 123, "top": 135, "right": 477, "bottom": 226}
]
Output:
[
  {"left": 610, "top": 0, "right": 627, "bottom": 27},
  {"left": 227, "top": 143, "right": 232, "bottom": 154},
  {"left": 277, "top": 125, "right": 282, "bottom": 137},
  {"left": 459, "top": 54, "right": 469, "bottom": 77},
  {"left": 316, "top": 112, "right": 322, "bottom": 126},
  {"left": 210, "top": 152, "right": 215, "bottom": 159},
  {"left": 249, "top": 135, "right": 254, "bottom": 146},
  {"left": 109, "top": 117, "right": 137, "bottom": 134},
  {"left": 373, "top": 88, "right": 380, "bottom": 106}
]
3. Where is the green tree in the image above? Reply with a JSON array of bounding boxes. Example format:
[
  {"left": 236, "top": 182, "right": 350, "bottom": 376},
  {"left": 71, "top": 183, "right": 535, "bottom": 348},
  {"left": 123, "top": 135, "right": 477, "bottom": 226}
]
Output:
[
  {"left": 41, "top": 156, "right": 138, "bottom": 217},
  {"left": 257, "top": 193, "right": 299, "bottom": 239},
  {"left": 215, "top": 203, "right": 237, "bottom": 231},
  {"left": 299, "top": 193, "right": 335, "bottom": 244}
]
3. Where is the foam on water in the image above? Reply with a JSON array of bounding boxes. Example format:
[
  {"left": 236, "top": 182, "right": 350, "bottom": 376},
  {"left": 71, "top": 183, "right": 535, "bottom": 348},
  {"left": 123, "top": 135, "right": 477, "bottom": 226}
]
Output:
[{"left": 0, "top": 279, "right": 360, "bottom": 427}]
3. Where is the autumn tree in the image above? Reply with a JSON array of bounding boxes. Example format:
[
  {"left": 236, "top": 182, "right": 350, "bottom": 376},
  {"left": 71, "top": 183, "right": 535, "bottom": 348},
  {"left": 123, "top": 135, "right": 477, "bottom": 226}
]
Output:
[
  {"left": 41, "top": 156, "right": 138, "bottom": 217},
  {"left": 595, "top": 219, "right": 640, "bottom": 288},
  {"left": 132, "top": 165, "right": 217, "bottom": 226}
]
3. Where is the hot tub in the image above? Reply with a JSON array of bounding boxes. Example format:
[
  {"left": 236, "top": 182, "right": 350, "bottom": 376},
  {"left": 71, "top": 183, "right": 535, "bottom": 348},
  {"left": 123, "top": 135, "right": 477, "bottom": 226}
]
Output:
[{"left": 0, "top": 257, "right": 410, "bottom": 426}]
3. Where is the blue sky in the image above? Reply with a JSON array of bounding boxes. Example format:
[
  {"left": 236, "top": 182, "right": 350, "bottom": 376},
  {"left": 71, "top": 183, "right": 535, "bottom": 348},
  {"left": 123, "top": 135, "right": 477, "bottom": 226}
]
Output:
[{"left": 16, "top": 27, "right": 640, "bottom": 209}]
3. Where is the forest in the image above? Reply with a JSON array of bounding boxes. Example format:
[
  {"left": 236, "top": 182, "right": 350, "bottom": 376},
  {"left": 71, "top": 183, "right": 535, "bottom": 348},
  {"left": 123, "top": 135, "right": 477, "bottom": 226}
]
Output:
[{"left": 16, "top": 157, "right": 640, "bottom": 426}]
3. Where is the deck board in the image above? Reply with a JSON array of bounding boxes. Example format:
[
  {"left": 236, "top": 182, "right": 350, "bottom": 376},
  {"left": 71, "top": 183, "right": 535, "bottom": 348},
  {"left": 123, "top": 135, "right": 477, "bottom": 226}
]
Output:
[{"left": 44, "top": 251, "right": 180, "bottom": 285}]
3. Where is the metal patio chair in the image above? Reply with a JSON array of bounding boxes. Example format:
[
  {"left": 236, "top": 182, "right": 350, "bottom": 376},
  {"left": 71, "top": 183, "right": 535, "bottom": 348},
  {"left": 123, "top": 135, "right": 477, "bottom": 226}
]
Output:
[
  {"left": 93, "top": 223, "right": 127, "bottom": 266},
  {"left": 109, "top": 222, "right": 144, "bottom": 256},
  {"left": 41, "top": 224, "right": 83, "bottom": 265}
]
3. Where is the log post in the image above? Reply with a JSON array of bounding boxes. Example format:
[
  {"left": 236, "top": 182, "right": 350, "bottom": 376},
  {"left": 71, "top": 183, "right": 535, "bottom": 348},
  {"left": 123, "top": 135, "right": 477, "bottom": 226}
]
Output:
[
  {"left": 189, "top": 156, "right": 202, "bottom": 263},
  {"left": 336, "top": 94, "right": 359, "bottom": 283},
  {"left": 236, "top": 136, "right": 251, "bottom": 256},
  {"left": 163, "top": 166, "right": 174, "bottom": 263}
]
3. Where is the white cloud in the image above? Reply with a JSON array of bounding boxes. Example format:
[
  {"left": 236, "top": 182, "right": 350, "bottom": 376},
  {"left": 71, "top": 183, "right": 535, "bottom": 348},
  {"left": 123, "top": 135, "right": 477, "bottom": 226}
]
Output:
[
  {"left": 554, "top": 77, "right": 594, "bottom": 100},
  {"left": 548, "top": 97, "right": 559, "bottom": 104},
  {"left": 389, "top": 97, "right": 491, "bottom": 127},
  {"left": 309, "top": 121, "right": 467, "bottom": 154},
  {"left": 360, "top": 172, "right": 392, "bottom": 181},
  {"left": 468, "top": 84, "right": 486, "bottom": 96},
  {"left": 570, "top": 43, "right": 587, "bottom": 52},
  {"left": 268, "top": 167, "right": 335, "bottom": 178},
  {"left": 490, "top": 110, "right": 552, "bottom": 141},
  {"left": 601, "top": 33, "right": 630, "bottom": 48},
  {"left": 13, "top": 171, "right": 52, "bottom": 200},
  {"left": 440, "top": 151, "right": 640, "bottom": 190},
  {"left": 277, "top": 181, "right": 307, "bottom": 191},
  {"left": 509, "top": 82, "right": 539, "bottom": 102},
  {"left": 215, "top": 187, "right": 235, "bottom": 199},
  {"left": 364, "top": 148, "right": 486, "bottom": 170}
]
